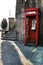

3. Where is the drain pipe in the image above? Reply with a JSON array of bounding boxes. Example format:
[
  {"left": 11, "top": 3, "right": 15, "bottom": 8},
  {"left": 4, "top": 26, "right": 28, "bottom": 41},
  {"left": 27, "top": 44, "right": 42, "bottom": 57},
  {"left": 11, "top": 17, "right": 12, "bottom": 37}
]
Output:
[{"left": 0, "top": 27, "right": 2, "bottom": 41}]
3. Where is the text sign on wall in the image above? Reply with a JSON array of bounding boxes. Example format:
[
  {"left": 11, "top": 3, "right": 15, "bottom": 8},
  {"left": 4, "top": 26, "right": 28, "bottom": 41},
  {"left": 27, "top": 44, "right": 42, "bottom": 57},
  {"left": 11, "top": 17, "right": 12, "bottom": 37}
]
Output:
[{"left": 25, "top": 11, "right": 36, "bottom": 14}]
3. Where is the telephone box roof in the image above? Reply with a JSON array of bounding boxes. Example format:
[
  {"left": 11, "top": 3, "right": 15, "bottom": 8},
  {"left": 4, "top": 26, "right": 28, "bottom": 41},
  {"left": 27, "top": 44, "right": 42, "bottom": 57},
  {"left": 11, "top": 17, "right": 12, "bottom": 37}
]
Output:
[{"left": 24, "top": 8, "right": 39, "bottom": 12}]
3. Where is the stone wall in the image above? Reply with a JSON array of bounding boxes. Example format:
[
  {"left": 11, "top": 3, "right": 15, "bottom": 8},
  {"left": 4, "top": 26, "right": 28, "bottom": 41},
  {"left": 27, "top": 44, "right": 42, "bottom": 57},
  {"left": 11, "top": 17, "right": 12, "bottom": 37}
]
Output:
[
  {"left": 16, "top": 0, "right": 43, "bottom": 41},
  {"left": 16, "top": 0, "right": 25, "bottom": 41}
]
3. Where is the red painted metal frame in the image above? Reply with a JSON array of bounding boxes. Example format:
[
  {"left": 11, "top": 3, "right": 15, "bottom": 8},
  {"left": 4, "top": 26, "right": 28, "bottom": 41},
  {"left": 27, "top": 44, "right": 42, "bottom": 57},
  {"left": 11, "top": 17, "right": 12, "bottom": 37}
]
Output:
[{"left": 24, "top": 8, "right": 39, "bottom": 46}]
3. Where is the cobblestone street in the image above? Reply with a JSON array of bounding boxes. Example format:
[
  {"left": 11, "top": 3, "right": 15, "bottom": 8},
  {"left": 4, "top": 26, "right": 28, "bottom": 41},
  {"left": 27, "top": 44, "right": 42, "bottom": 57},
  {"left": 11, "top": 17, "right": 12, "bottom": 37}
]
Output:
[{"left": 0, "top": 40, "right": 43, "bottom": 65}]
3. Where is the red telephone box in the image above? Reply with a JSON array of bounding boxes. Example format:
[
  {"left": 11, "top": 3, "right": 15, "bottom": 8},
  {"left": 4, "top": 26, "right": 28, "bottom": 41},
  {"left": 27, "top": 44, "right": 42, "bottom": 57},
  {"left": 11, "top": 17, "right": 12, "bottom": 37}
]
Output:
[{"left": 24, "top": 8, "right": 40, "bottom": 46}]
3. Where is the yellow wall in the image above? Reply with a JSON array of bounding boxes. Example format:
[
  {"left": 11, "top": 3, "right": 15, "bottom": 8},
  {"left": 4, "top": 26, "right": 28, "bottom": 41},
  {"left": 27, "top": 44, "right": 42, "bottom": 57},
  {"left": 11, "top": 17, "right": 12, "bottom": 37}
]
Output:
[{"left": 8, "top": 18, "right": 15, "bottom": 30}]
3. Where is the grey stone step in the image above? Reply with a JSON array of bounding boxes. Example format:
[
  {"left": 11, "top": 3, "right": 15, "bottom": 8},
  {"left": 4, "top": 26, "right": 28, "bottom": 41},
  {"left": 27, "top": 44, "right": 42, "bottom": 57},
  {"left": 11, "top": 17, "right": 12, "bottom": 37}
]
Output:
[
  {"left": 6, "top": 33, "right": 16, "bottom": 36},
  {"left": 7, "top": 33, "right": 16, "bottom": 35},
  {"left": 2, "top": 34, "right": 16, "bottom": 40},
  {"left": 7, "top": 32, "right": 16, "bottom": 35},
  {"left": 2, "top": 28, "right": 17, "bottom": 40},
  {"left": 2, "top": 37, "right": 16, "bottom": 39},
  {"left": 3, "top": 36, "right": 16, "bottom": 39},
  {"left": 7, "top": 32, "right": 16, "bottom": 34},
  {"left": 2, "top": 35, "right": 16, "bottom": 40},
  {"left": 5, "top": 35, "right": 16, "bottom": 37},
  {"left": 6, "top": 34, "right": 16, "bottom": 36},
  {"left": 7, "top": 31, "right": 16, "bottom": 33},
  {"left": 2, "top": 37, "right": 16, "bottom": 40},
  {"left": 3, "top": 34, "right": 16, "bottom": 37}
]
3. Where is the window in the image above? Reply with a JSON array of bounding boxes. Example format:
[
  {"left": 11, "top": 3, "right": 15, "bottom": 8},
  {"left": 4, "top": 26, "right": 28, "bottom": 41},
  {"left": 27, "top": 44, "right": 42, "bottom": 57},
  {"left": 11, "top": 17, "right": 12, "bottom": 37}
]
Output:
[{"left": 31, "top": 20, "right": 36, "bottom": 30}]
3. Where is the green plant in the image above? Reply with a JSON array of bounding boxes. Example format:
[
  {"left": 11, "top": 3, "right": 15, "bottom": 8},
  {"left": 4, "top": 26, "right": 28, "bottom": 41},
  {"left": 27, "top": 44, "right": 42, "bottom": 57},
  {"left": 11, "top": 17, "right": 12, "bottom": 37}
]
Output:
[{"left": 2, "top": 18, "right": 7, "bottom": 29}]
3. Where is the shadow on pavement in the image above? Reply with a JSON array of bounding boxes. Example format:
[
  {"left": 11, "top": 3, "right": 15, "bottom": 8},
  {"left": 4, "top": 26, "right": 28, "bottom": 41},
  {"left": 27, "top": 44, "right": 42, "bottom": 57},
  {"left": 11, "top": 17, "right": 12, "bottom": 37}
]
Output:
[
  {"left": 14, "top": 41, "right": 35, "bottom": 60},
  {"left": 14, "top": 41, "right": 43, "bottom": 65},
  {"left": 1, "top": 40, "right": 23, "bottom": 65}
]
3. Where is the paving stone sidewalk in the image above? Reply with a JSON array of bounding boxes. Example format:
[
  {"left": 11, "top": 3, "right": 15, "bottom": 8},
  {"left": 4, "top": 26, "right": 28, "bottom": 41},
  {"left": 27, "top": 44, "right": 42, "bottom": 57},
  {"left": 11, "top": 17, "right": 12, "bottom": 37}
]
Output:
[{"left": 0, "top": 40, "right": 43, "bottom": 65}]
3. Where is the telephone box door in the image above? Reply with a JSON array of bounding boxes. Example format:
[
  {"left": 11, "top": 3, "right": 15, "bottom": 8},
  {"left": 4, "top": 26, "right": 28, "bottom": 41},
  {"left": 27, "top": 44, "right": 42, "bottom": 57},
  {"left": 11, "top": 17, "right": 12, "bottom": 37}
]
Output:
[
  {"left": 29, "top": 16, "right": 36, "bottom": 43},
  {"left": 24, "top": 8, "right": 39, "bottom": 46}
]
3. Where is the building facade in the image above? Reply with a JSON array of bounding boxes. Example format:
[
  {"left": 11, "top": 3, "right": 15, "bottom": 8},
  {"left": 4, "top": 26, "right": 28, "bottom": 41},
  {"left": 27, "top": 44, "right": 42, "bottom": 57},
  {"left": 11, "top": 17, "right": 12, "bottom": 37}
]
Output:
[
  {"left": 16, "top": 0, "right": 25, "bottom": 40},
  {"left": 8, "top": 18, "right": 15, "bottom": 30},
  {"left": 16, "top": 0, "right": 43, "bottom": 41}
]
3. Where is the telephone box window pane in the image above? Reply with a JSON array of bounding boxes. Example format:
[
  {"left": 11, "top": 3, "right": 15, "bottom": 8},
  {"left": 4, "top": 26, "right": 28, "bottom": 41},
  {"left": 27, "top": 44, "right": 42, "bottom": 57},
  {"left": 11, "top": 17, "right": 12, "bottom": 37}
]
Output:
[{"left": 31, "top": 20, "right": 36, "bottom": 30}]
